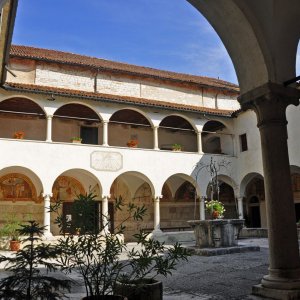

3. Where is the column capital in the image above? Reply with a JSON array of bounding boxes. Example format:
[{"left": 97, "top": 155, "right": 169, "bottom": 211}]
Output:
[
  {"left": 46, "top": 114, "right": 53, "bottom": 119},
  {"left": 238, "top": 82, "right": 300, "bottom": 128},
  {"left": 42, "top": 193, "right": 53, "bottom": 198},
  {"left": 102, "top": 120, "right": 109, "bottom": 124},
  {"left": 154, "top": 195, "right": 162, "bottom": 201},
  {"left": 101, "top": 195, "right": 110, "bottom": 200}
]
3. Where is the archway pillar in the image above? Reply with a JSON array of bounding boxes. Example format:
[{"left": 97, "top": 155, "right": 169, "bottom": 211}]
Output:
[
  {"left": 102, "top": 120, "right": 109, "bottom": 146},
  {"left": 101, "top": 195, "right": 110, "bottom": 234},
  {"left": 200, "top": 196, "right": 206, "bottom": 220},
  {"left": 197, "top": 131, "right": 203, "bottom": 155},
  {"left": 239, "top": 82, "right": 300, "bottom": 296},
  {"left": 153, "top": 126, "right": 159, "bottom": 150},
  {"left": 42, "top": 193, "right": 53, "bottom": 239},
  {"left": 152, "top": 195, "right": 163, "bottom": 234},
  {"left": 236, "top": 197, "right": 244, "bottom": 220},
  {"left": 46, "top": 115, "right": 53, "bottom": 142}
]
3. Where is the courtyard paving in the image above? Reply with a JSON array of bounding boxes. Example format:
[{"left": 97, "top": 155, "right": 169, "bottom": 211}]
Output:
[{"left": 0, "top": 238, "right": 270, "bottom": 299}]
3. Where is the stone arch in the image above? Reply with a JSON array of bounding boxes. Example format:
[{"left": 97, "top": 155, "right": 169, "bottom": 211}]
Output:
[
  {"left": 158, "top": 115, "right": 197, "bottom": 152},
  {"left": 202, "top": 120, "right": 233, "bottom": 155},
  {"left": 241, "top": 174, "right": 265, "bottom": 228},
  {"left": 109, "top": 108, "right": 153, "bottom": 149},
  {"left": 0, "top": 166, "right": 44, "bottom": 228},
  {"left": 187, "top": 1, "right": 299, "bottom": 92},
  {"left": 0, "top": 96, "right": 46, "bottom": 114},
  {"left": 53, "top": 102, "right": 102, "bottom": 144},
  {"left": 0, "top": 97, "right": 46, "bottom": 140},
  {"left": 239, "top": 172, "right": 264, "bottom": 198},
  {"left": 50, "top": 168, "right": 102, "bottom": 235},
  {"left": 110, "top": 171, "right": 155, "bottom": 240},
  {"left": 160, "top": 173, "right": 200, "bottom": 229}
]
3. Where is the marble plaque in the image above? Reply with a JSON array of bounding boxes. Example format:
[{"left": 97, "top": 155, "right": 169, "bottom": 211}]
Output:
[{"left": 91, "top": 151, "right": 123, "bottom": 171}]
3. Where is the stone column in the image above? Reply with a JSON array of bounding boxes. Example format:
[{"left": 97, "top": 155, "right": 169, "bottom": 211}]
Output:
[
  {"left": 153, "top": 126, "right": 159, "bottom": 150},
  {"left": 197, "top": 131, "right": 203, "bottom": 154},
  {"left": 43, "top": 193, "right": 52, "bottom": 238},
  {"left": 237, "top": 197, "right": 244, "bottom": 219},
  {"left": 102, "top": 120, "right": 109, "bottom": 146},
  {"left": 200, "top": 196, "right": 206, "bottom": 220},
  {"left": 101, "top": 195, "right": 109, "bottom": 233},
  {"left": 239, "top": 82, "right": 300, "bottom": 297},
  {"left": 46, "top": 115, "right": 53, "bottom": 142},
  {"left": 153, "top": 196, "right": 162, "bottom": 233}
]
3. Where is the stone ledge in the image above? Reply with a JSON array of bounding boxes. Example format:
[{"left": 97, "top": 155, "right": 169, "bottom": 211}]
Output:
[{"left": 185, "top": 245, "right": 260, "bottom": 256}]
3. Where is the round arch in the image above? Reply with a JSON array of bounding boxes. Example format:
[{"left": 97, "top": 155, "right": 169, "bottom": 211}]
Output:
[
  {"left": 0, "top": 97, "right": 47, "bottom": 141},
  {"left": 53, "top": 103, "right": 102, "bottom": 144},
  {"left": 109, "top": 109, "right": 153, "bottom": 149},
  {"left": 158, "top": 115, "right": 197, "bottom": 152},
  {"left": 239, "top": 172, "right": 264, "bottom": 198}
]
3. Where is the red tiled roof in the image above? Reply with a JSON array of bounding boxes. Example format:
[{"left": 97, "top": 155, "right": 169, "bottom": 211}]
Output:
[
  {"left": 10, "top": 45, "right": 239, "bottom": 94},
  {"left": 4, "top": 82, "right": 234, "bottom": 117}
]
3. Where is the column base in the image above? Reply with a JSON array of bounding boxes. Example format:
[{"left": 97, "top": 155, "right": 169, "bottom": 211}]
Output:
[
  {"left": 252, "top": 284, "right": 300, "bottom": 300},
  {"left": 151, "top": 229, "right": 163, "bottom": 236},
  {"left": 43, "top": 231, "right": 54, "bottom": 240}
]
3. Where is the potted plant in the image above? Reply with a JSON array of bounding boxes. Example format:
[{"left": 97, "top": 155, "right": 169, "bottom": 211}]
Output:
[
  {"left": 0, "top": 220, "right": 72, "bottom": 299},
  {"left": 0, "top": 215, "right": 23, "bottom": 251},
  {"left": 205, "top": 199, "right": 225, "bottom": 219},
  {"left": 70, "top": 137, "right": 82, "bottom": 143},
  {"left": 126, "top": 139, "right": 138, "bottom": 147},
  {"left": 172, "top": 143, "right": 182, "bottom": 151},
  {"left": 13, "top": 130, "right": 25, "bottom": 139},
  {"left": 52, "top": 193, "right": 190, "bottom": 300}
]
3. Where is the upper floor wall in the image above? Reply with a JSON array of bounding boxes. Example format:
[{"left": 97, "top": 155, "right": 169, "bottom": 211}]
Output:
[{"left": 7, "top": 53, "right": 240, "bottom": 111}]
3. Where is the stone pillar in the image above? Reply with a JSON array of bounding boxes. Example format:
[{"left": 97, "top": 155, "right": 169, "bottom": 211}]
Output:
[
  {"left": 237, "top": 197, "right": 244, "bottom": 219},
  {"left": 46, "top": 115, "right": 53, "bottom": 142},
  {"left": 43, "top": 193, "right": 52, "bottom": 238},
  {"left": 153, "top": 126, "right": 159, "bottom": 150},
  {"left": 200, "top": 196, "right": 206, "bottom": 220},
  {"left": 153, "top": 196, "right": 162, "bottom": 233},
  {"left": 101, "top": 195, "right": 109, "bottom": 233},
  {"left": 197, "top": 131, "right": 203, "bottom": 155},
  {"left": 102, "top": 120, "right": 109, "bottom": 146},
  {"left": 239, "top": 82, "right": 300, "bottom": 297}
]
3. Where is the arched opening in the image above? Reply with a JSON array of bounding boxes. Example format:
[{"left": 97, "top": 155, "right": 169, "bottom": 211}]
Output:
[
  {"left": 110, "top": 171, "right": 154, "bottom": 240},
  {"left": 109, "top": 109, "right": 152, "bottom": 149},
  {"left": 0, "top": 167, "right": 43, "bottom": 230},
  {"left": 0, "top": 98, "right": 46, "bottom": 141},
  {"left": 161, "top": 174, "right": 199, "bottom": 230},
  {"left": 245, "top": 177, "right": 265, "bottom": 228},
  {"left": 206, "top": 180, "right": 237, "bottom": 219},
  {"left": 51, "top": 169, "right": 102, "bottom": 235},
  {"left": 159, "top": 115, "right": 197, "bottom": 152},
  {"left": 202, "top": 120, "right": 233, "bottom": 155},
  {"left": 53, "top": 103, "right": 102, "bottom": 144}
]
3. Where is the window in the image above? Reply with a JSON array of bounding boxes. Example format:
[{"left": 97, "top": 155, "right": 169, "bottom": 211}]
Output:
[{"left": 239, "top": 133, "right": 248, "bottom": 152}]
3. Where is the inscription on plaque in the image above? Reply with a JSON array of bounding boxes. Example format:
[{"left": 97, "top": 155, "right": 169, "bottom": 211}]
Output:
[{"left": 91, "top": 151, "right": 123, "bottom": 171}]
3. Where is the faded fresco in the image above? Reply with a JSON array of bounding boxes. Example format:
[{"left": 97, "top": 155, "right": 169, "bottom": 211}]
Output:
[{"left": 0, "top": 173, "right": 37, "bottom": 202}]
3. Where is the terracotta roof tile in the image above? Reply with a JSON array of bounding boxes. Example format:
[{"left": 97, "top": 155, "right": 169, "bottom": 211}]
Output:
[
  {"left": 4, "top": 82, "right": 234, "bottom": 117},
  {"left": 10, "top": 45, "right": 239, "bottom": 94}
]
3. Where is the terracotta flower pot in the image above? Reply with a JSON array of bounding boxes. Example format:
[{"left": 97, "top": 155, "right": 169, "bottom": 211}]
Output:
[
  {"left": 212, "top": 210, "right": 219, "bottom": 219},
  {"left": 10, "top": 240, "right": 21, "bottom": 251}
]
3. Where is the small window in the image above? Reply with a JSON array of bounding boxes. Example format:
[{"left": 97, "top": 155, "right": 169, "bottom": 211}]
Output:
[{"left": 239, "top": 134, "right": 248, "bottom": 152}]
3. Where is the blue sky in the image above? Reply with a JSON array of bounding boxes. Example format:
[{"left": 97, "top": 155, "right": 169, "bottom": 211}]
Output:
[{"left": 12, "top": 1, "right": 300, "bottom": 85}]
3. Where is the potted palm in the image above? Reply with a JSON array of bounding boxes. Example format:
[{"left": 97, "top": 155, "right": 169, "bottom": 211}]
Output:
[{"left": 52, "top": 193, "right": 190, "bottom": 300}]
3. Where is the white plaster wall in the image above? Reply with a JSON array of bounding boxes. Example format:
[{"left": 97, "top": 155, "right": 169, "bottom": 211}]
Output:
[
  {"left": 97, "top": 74, "right": 140, "bottom": 97},
  {"left": 217, "top": 94, "right": 241, "bottom": 110},
  {"left": 7, "top": 60, "right": 36, "bottom": 84},
  {"left": 35, "top": 64, "right": 94, "bottom": 91}
]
